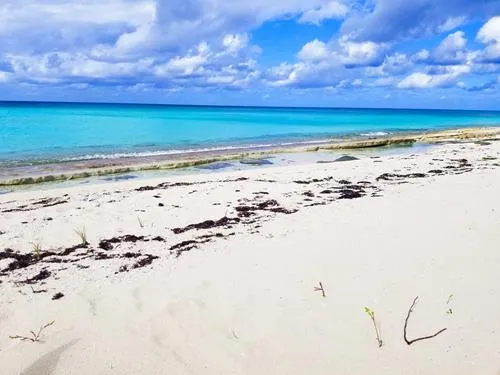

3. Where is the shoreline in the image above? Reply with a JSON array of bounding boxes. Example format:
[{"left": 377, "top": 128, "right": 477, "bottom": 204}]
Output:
[{"left": 1, "top": 126, "right": 499, "bottom": 188}]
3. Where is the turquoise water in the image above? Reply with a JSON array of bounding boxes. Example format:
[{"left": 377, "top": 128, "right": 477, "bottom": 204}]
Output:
[{"left": 1, "top": 102, "right": 500, "bottom": 167}]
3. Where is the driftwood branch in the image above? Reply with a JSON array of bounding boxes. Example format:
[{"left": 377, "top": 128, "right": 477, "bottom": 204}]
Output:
[
  {"left": 9, "top": 321, "right": 55, "bottom": 343},
  {"left": 404, "top": 297, "right": 447, "bottom": 345}
]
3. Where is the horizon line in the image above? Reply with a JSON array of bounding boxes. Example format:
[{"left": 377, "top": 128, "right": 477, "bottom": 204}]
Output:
[{"left": 0, "top": 99, "right": 499, "bottom": 113}]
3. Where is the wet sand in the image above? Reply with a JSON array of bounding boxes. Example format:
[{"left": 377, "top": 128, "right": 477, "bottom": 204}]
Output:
[{"left": 1, "top": 127, "right": 498, "bottom": 187}]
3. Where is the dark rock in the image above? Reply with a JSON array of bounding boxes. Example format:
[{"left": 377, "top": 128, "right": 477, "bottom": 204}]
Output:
[
  {"left": 52, "top": 292, "right": 64, "bottom": 300},
  {"left": 335, "top": 155, "right": 359, "bottom": 162}
]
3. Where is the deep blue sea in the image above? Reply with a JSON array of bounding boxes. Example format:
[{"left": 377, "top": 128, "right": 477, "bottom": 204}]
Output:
[{"left": 1, "top": 102, "right": 500, "bottom": 167}]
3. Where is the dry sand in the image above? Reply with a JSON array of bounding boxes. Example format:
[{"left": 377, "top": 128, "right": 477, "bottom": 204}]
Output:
[{"left": 0, "top": 138, "right": 500, "bottom": 374}]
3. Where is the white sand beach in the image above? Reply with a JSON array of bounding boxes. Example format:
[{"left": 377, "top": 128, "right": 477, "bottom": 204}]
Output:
[{"left": 1, "top": 135, "right": 500, "bottom": 374}]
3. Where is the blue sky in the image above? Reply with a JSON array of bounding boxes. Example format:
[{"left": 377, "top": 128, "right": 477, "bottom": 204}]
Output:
[{"left": 1, "top": 0, "right": 500, "bottom": 109}]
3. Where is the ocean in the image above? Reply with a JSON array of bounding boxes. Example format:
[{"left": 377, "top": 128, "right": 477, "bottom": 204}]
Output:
[{"left": 1, "top": 101, "right": 500, "bottom": 169}]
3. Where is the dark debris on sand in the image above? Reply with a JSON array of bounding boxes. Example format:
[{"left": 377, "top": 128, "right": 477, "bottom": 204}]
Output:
[
  {"left": 1, "top": 150, "right": 493, "bottom": 290},
  {"left": 169, "top": 233, "right": 235, "bottom": 257},
  {"left": 235, "top": 199, "right": 298, "bottom": 218},
  {"left": 2, "top": 197, "right": 69, "bottom": 213},
  {"left": 99, "top": 235, "right": 165, "bottom": 250},
  {"left": 135, "top": 177, "right": 249, "bottom": 192},
  {"left": 172, "top": 217, "right": 240, "bottom": 234}
]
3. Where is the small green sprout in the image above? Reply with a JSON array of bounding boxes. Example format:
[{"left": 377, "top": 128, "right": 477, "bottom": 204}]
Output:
[
  {"left": 74, "top": 227, "right": 89, "bottom": 246},
  {"left": 31, "top": 242, "right": 42, "bottom": 260},
  {"left": 364, "top": 307, "right": 383, "bottom": 348}
]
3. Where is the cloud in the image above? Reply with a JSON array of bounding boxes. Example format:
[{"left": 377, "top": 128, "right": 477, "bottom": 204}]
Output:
[
  {"left": 266, "top": 35, "right": 388, "bottom": 88},
  {"left": 0, "top": 0, "right": 499, "bottom": 97},
  {"left": 3, "top": 32, "right": 260, "bottom": 90},
  {"left": 0, "top": 0, "right": 155, "bottom": 54},
  {"left": 339, "top": 37, "right": 387, "bottom": 67},
  {"left": 398, "top": 72, "right": 454, "bottom": 89},
  {"left": 365, "top": 53, "right": 411, "bottom": 77},
  {"left": 297, "top": 37, "right": 387, "bottom": 66},
  {"left": 465, "top": 78, "right": 499, "bottom": 92},
  {"left": 398, "top": 65, "right": 469, "bottom": 89},
  {"left": 341, "top": 0, "right": 500, "bottom": 43},
  {"left": 476, "top": 16, "right": 500, "bottom": 63},
  {"left": 298, "top": 40, "right": 329, "bottom": 61},
  {"left": 0, "top": 0, "right": 354, "bottom": 90},
  {"left": 298, "top": 1, "right": 349, "bottom": 25},
  {"left": 477, "top": 16, "right": 500, "bottom": 44},
  {"left": 411, "top": 30, "right": 478, "bottom": 67},
  {"left": 144, "top": 0, "right": 352, "bottom": 55},
  {"left": 266, "top": 59, "right": 349, "bottom": 89},
  {"left": 438, "top": 16, "right": 467, "bottom": 33},
  {"left": 430, "top": 31, "right": 468, "bottom": 65},
  {"left": 371, "top": 77, "right": 397, "bottom": 87},
  {"left": 0, "top": 71, "right": 11, "bottom": 83},
  {"left": 6, "top": 52, "right": 154, "bottom": 84},
  {"left": 153, "top": 35, "right": 260, "bottom": 89}
]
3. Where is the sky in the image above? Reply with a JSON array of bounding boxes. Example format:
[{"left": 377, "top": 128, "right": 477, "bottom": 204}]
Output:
[{"left": 0, "top": 0, "right": 500, "bottom": 109}]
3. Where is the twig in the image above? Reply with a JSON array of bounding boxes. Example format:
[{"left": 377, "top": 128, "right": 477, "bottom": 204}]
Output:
[
  {"left": 31, "top": 286, "right": 47, "bottom": 294},
  {"left": 137, "top": 217, "right": 144, "bottom": 229},
  {"left": 9, "top": 321, "right": 55, "bottom": 343},
  {"left": 404, "top": 297, "right": 447, "bottom": 345},
  {"left": 314, "top": 282, "right": 326, "bottom": 297}
]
